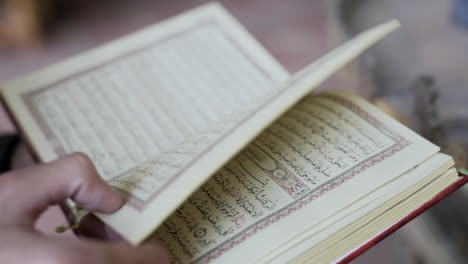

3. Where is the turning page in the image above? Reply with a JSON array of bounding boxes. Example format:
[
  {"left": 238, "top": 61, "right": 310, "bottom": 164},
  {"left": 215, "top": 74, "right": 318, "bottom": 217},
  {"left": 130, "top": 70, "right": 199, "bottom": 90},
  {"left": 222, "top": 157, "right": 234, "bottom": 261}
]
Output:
[
  {"left": 97, "top": 20, "right": 402, "bottom": 245},
  {"left": 0, "top": 3, "right": 288, "bottom": 178}
]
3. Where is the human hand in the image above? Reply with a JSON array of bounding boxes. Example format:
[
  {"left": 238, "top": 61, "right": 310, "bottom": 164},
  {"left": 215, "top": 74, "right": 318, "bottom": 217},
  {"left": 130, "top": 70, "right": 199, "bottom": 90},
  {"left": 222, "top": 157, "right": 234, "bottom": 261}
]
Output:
[{"left": 0, "top": 153, "right": 169, "bottom": 264}]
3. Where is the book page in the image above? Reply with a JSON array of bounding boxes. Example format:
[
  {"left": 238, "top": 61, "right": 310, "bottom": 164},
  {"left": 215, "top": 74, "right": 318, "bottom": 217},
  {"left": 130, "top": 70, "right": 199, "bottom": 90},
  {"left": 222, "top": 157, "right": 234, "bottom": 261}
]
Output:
[
  {"left": 97, "top": 19, "right": 403, "bottom": 244},
  {"left": 144, "top": 92, "right": 439, "bottom": 263},
  {"left": 263, "top": 153, "right": 454, "bottom": 263},
  {"left": 0, "top": 3, "right": 288, "bottom": 180}
]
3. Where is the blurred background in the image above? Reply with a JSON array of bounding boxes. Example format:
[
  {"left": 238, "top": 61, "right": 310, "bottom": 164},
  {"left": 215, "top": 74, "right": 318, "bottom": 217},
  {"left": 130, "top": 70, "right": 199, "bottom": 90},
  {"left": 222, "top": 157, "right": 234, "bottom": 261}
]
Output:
[{"left": 1, "top": 0, "right": 468, "bottom": 263}]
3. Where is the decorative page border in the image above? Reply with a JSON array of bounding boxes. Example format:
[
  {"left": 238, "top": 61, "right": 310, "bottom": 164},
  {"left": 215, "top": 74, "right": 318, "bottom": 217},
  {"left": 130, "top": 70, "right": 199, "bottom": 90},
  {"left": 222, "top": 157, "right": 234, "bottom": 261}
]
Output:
[
  {"left": 20, "top": 18, "right": 279, "bottom": 211},
  {"left": 194, "top": 94, "right": 411, "bottom": 263},
  {"left": 22, "top": 18, "right": 274, "bottom": 155}
]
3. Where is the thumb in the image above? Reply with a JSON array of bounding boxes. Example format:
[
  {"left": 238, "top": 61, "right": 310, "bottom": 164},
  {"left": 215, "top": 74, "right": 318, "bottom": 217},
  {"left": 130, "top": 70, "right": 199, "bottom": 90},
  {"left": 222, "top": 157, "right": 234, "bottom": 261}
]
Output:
[{"left": 0, "top": 153, "right": 125, "bottom": 226}]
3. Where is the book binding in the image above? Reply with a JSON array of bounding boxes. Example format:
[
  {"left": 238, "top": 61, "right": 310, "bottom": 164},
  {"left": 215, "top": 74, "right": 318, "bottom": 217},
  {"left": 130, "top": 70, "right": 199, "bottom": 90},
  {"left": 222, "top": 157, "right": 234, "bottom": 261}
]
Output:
[{"left": 337, "top": 173, "right": 468, "bottom": 264}]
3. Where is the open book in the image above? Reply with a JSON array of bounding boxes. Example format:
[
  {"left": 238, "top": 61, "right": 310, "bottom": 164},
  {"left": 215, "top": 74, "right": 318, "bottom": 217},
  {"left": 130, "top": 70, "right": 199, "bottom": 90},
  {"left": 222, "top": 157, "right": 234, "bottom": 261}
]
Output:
[{"left": 1, "top": 3, "right": 465, "bottom": 264}]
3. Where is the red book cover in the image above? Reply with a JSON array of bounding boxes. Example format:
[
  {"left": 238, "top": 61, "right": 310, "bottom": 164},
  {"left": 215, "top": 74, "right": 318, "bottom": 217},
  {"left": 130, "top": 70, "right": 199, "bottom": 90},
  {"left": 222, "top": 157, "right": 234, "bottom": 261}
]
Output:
[{"left": 337, "top": 173, "right": 468, "bottom": 264}]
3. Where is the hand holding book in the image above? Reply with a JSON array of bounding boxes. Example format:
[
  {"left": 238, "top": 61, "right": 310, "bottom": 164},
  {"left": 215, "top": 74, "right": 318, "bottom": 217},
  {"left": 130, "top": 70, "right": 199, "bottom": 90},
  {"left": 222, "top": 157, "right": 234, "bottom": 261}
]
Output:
[{"left": 0, "top": 154, "right": 169, "bottom": 264}]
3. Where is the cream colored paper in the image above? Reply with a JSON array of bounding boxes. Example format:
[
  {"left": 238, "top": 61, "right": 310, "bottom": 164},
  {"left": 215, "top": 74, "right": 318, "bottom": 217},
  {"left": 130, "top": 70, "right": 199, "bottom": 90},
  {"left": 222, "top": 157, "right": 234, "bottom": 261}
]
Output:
[
  {"left": 263, "top": 153, "right": 454, "bottom": 263},
  {"left": 96, "top": 20, "right": 402, "bottom": 245},
  {"left": 0, "top": 3, "right": 288, "bottom": 168},
  {"left": 142, "top": 90, "right": 439, "bottom": 263},
  {"left": 0, "top": 2, "right": 410, "bottom": 259},
  {"left": 297, "top": 169, "right": 457, "bottom": 264}
]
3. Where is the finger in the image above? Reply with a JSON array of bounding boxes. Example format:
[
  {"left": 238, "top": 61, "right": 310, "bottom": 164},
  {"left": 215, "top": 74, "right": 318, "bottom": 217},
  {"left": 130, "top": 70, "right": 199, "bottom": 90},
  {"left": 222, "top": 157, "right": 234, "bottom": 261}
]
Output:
[
  {"left": 0, "top": 153, "right": 125, "bottom": 226},
  {"left": 78, "top": 214, "right": 123, "bottom": 241}
]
